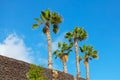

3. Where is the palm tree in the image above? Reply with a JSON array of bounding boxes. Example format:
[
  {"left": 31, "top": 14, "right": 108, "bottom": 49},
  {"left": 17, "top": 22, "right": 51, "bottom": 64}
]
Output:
[
  {"left": 32, "top": 9, "right": 62, "bottom": 69},
  {"left": 80, "top": 45, "right": 98, "bottom": 80},
  {"left": 65, "top": 27, "right": 87, "bottom": 78},
  {"left": 53, "top": 42, "right": 73, "bottom": 73}
]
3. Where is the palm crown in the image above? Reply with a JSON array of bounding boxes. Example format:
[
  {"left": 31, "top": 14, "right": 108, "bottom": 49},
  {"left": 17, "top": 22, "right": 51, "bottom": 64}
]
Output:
[
  {"left": 53, "top": 42, "right": 73, "bottom": 62},
  {"left": 80, "top": 45, "right": 98, "bottom": 61},
  {"left": 65, "top": 27, "right": 87, "bottom": 42},
  {"left": 32, "top": 9, "right": 62, "bottom": 34}
]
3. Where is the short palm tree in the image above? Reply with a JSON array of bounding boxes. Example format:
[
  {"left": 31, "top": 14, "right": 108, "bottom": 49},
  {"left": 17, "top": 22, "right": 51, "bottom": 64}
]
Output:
[
  {"left": 53, "top": 42, "right": 73, "bottom": 73},
  {"left": 80, "top": 45, "right": 98, "bottom": 80},
  {"left": 65, "top": 27, "right": 87, "bottom": 78},
  {"left": 32, "top": 9, "right": 62, "bottom": 69}
]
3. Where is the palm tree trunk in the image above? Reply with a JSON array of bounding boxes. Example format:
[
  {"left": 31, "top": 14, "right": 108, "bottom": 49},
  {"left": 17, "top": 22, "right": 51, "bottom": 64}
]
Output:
[
  {"left": 62, "top": 61, "right": 67, "bottom": 73},
  {"left": 74, "top": 38, "right": 80, "bottom": 78},
  {"left": 84, "top": 61, "right": 90, "bottom": 80},
  {"left": 46, "top": 23, "right": 52, "bottom": 69}
]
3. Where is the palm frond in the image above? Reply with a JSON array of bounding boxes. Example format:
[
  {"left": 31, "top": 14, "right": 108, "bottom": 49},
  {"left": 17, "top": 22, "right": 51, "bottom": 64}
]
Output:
[
  {"left": 53, "top": 24, "right": 59, "bottom": 34},
  {"left": 68, "top": 42, "right": 73, "bottom": 49},
  {"left": 34, "top": 18, "right": 42, "bottom": 25},
  {"left": 53, "top": 50, "right": 59, "bottom": 55},
  {"left": 42, "top": 27, "right": 47, "bottom": 34},
  {"left": 34, "top": 18, "right": 39, "bottom": 21},
  {"left": 40, "top": 14, "right": 45, "bottom": 22},
  {"left": 64, "top": 32, "right": 73, "bottom": 42},
  {"left": 41, "top": 10, "right": 51, "bottom": 22},
  {"left": 58, "top": 42, "right": 61, "bottom": 48},
  {"left": 32, "top": 24, "right": 39, "bottom": 29},
  {"left": 80, "top": 47, "right": 84, "bottom": 53},
  {"left": 51, "top": 12, "right": 62, "bottom": 24},
  {"left": 92, "top": 54, "right": 98, "bottom": 59}
]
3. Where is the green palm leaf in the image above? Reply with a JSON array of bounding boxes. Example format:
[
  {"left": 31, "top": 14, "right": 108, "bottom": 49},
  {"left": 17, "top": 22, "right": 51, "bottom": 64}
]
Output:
[
  {"left": 64, "top": 32, "right": 73, "bottom": 42},
  {"left": 53, "top": 24, "right": 59, "bottom": 34},
  {"left": 42, "top": 27, "right": 47, "bottom": 34},
  {"left": 41, "top": 10, "right": 51, "bottom": 22},
  {"left": 32, "top": 24, "right": 39, "bottom": 29},
  {"left": 58, "top": 42, "right": 62, "bottom": 48},
  {"left": 69, "top": 42, "right": 73, "bottom": 48},
  {"left": 34, "top": 18, "right": 42, "bottom": 25},
  {"left": 34, "top": 18, "right": 39, "bottom": 21},
  {"left": 51, "top": 12, "right": 62, "bottom": 24},
  {"left": 45, "top": 10, "right": 51, "bottom": 21},
  {"left": 92, "top": 54, "right": 98, "bottom": 59}
]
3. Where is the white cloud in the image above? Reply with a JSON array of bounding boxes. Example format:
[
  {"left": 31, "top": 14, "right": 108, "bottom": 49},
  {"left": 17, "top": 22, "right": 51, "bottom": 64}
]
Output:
[{"left": 0, "top": 33, "right": 33, "bottom": 63}]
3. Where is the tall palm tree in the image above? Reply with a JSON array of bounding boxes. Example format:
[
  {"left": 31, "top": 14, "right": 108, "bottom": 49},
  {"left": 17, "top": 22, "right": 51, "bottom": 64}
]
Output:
[
  {"left": 80, "top": 45, "right": 98, "bottom": 80},
  {"left": 53, "top": 42, "right": 73, "bottom": 73},
  {"left": 32, "top": 9, "right": 62, "bottom": 69},
  {"left": 65, "top": 27, "right": 87, "bottom": 78}
]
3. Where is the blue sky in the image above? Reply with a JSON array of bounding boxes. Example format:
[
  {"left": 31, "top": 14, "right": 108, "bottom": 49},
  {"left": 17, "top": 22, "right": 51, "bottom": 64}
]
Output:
[{"left": 0, "top": 0, "right": 120, "bottom": 80}]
